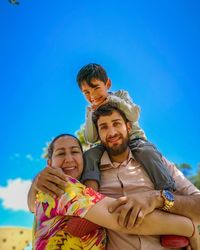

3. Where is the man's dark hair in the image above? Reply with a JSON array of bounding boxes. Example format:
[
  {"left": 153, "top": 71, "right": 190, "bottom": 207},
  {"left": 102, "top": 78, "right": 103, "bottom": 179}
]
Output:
[
  {"left": 76, "top": 63, "right": 108, "bottom": 89},
  {"left": 92, "top": 103, "right": 129, "bottom": 131}
]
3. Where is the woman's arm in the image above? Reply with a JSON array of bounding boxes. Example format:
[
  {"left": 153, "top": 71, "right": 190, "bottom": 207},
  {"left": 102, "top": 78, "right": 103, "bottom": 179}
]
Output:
[{"left": 84, "top": 197, "right": 194, "bottom": 237}]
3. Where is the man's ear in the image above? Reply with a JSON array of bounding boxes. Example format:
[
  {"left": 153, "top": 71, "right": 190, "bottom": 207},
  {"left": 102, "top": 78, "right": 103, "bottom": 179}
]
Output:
[
  {"left": 127, "top": 122, "right": 132, "bottom": 134},
  {"left": 106, "top": 78, "right": 111, "bottom": 89}
]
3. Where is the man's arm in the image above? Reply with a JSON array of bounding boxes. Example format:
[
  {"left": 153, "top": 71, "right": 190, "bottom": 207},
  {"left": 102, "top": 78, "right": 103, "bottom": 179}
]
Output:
[
  {"left": 27, "top": 166, "right": 67, "bottom": 212},
  {"left": 170, "top": 194, "right": 200, "bottom": 221},
  {"left": 108, "top": 190, "right": 200, "bottom": 228},
  {"left": 108, "top": 158, "right": 200, "bottom": 227}
]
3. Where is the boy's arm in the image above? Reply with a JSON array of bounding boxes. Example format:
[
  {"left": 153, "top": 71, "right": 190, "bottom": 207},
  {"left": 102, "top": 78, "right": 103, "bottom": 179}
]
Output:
[
  {"left": 84, "top": 107, "right": 99, "bottom": 144},
  {"left": 108, "top": 90, "right": 140, "bottom": 123}
]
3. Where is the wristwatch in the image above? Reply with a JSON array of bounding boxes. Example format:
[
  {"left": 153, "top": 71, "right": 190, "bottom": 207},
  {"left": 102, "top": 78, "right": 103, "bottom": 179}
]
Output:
[{"left": 160, "top": 190, "right": 174, "bottom": 211}]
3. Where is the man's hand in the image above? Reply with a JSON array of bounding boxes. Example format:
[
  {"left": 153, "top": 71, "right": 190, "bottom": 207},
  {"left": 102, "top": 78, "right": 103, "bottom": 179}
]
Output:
[
  {"left": 187, "top": 223, "right": 200, "bottom": 250},
  {"left": 28, "top": 166, "right": 69, "bottom": 213},
  {"left": 34, "top": 166, "right": 68, "bottom": 197},
  {"left": 108, "top": 190, "right": 163, "bottom": 228}
]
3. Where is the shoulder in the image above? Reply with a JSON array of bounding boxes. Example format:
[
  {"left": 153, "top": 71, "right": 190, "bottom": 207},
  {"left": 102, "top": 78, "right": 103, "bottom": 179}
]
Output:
[{"left": 162, "top": 156, "right": 200, "bottom": 195}]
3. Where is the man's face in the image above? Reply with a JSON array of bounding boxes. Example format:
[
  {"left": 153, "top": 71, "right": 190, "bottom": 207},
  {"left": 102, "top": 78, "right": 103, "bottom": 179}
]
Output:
[
  {"left": 97, "top": 110, "right": 131, "bottom": 157},
  {"left": 81, "top": 78, "right": 111, "bottom": 107}
]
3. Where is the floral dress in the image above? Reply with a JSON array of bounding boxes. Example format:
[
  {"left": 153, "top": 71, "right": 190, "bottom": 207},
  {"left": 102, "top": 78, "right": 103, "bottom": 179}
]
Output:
[{"left": 33, "top": 176, "right": 106, "bottom": 250}]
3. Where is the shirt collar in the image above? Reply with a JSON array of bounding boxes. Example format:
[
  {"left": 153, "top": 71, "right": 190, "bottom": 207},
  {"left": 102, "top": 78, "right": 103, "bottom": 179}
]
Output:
[{"left": 100, "top": 149, "right": 134, "bottom": 170}]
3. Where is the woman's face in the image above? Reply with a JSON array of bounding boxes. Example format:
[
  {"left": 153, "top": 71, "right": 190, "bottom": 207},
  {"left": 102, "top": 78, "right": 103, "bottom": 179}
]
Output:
[{"left": 48, "top": 136, "right": 84, "bottom": 179}]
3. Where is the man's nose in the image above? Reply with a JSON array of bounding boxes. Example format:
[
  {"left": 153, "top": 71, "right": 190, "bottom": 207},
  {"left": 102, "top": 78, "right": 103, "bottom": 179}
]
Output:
[{"left": 107, "top": 127, "right": 117, "bottom": 137}]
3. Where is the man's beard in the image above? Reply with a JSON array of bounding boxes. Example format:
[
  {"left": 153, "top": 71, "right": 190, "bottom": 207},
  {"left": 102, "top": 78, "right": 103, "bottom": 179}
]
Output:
[{"left": 102, "top": 135, "right": 129, "bottom": 157}]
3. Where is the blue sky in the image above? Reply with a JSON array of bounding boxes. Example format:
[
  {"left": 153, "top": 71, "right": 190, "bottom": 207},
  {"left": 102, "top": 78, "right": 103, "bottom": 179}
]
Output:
[{"left": 0, "top": 0, "right": 200, "bottom": 231}]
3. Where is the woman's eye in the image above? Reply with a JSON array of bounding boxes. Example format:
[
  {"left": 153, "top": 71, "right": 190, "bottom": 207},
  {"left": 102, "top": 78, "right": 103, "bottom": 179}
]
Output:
[
  {"left": 72, "top": 151, "right": 80, "bottom": 154},
  {"left": 56, "top": 152, "right": 65, "bottom": 156}
]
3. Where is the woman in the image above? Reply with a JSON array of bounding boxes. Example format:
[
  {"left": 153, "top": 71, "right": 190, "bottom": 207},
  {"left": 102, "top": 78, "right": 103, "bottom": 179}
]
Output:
[{"left": 31, "top": 134, "right": 194, "bottom": 250}]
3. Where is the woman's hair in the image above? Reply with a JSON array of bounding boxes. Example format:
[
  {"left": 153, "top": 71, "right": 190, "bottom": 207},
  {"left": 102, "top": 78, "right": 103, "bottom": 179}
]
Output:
[{"left": 47, "top": 133, "right": 83, "bottom": 160}]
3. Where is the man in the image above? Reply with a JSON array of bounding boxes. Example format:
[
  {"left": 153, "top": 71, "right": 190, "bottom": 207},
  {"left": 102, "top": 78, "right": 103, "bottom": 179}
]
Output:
[
  {"left": 91, "top": 103, "right": 200, "bottom": 249},
  {"left": 28, "top": 103, "right": 200, "bottom": 249}
]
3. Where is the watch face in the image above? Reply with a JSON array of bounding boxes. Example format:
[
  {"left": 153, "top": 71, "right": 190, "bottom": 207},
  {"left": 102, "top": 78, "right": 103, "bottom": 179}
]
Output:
[{"left": 163, "top": 190, "right": 174, "bottom": 201}]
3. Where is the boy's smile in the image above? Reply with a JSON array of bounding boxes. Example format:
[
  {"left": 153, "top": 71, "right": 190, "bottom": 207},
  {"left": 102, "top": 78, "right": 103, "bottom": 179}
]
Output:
[{"left": 81, "top": 78, "right": 111, "bottom": 107}]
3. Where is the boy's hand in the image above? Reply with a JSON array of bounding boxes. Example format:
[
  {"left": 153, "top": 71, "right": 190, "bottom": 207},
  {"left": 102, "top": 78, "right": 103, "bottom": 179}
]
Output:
[{"left": 34, "top": 166, "right": 68, "bottom": 197}]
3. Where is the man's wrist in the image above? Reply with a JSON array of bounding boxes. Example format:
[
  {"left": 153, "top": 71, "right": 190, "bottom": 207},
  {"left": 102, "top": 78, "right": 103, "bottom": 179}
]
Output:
[
  {"left": 160, "top": 190, "right": 175, "bottom": 211},
  {"left": 154, "top": 190, "right": 164, "bottom": 208}
]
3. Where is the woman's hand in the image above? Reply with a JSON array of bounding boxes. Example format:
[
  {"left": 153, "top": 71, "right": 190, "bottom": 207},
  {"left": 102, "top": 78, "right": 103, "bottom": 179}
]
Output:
[{"left": 187, "top": 223, "right": 200, "bottom": 250}]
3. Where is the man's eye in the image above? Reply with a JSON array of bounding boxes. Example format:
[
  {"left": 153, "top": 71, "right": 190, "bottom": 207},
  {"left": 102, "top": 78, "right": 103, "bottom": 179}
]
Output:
[
  {"left": 99, "top": 126, "right": 107, "bottom": 130},
  {"left": 114, "top": 122, "right": 121, "bottom": 126}
]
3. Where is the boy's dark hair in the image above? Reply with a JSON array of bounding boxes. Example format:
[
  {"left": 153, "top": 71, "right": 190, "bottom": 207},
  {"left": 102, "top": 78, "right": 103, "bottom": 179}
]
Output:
[
  {"left": 47, "top": 133, "right": 83, "bottom": 160},
  {"left": 76, "top": 63, "right": 108, "bottom": 89},
  {"left": 92, "top": 103, "right": 129, "bottom": 131}
]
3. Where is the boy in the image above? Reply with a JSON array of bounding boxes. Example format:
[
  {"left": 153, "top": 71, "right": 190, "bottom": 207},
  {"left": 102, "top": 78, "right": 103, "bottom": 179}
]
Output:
[{"left": 76, "top": 63, "right": 176, "bottom": 192}]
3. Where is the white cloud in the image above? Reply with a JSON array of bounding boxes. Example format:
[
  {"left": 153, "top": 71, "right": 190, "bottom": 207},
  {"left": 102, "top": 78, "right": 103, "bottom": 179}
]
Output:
[
  {"left": 0, "top": 178, "right": 32, "bottom": 212},
  {"left": 25, "top": 154, "right": 34, "bottom": 161}
]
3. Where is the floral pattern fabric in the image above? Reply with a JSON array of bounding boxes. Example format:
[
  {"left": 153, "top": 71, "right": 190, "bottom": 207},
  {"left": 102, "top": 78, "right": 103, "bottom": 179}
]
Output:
[{"left": 33, "top": 176, "right": 106, "bottom": 250}]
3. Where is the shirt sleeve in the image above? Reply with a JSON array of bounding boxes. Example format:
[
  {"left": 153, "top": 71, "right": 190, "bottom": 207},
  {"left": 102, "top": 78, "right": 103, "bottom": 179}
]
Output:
[
  {"left": 162, "top": 157, "right": 200, "bottom": 195},
  {"left": 108, "top": 90, "right": 140, "bottom": 123},
  {"left": 36, "top": 177, "right": 105, "bottom": 219},
  {"left": 84, "top": 107, "right": 99, "bottom": 143}
]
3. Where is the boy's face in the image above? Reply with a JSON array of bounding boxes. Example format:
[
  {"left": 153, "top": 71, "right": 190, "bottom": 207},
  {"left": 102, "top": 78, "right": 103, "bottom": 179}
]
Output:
[{"left": 81, "top": 78, "right": 111, "bottom": 107}]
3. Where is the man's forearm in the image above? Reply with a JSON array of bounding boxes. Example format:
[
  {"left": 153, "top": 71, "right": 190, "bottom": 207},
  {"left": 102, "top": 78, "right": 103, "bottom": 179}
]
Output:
[{"left": 170, "top": 194, "right": 200, "bottom": 222}]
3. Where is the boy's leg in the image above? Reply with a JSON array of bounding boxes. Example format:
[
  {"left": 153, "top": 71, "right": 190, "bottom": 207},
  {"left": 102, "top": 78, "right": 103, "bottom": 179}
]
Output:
[
  {"left": 81, "top": 144, "right": 105, "bottom": 185},
  {"left": 129, "top": 139, "right": 176, "bottom": 191}
]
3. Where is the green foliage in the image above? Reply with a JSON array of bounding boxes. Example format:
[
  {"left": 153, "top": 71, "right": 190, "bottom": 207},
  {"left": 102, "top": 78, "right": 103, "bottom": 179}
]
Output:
[
  {"left": 189, "top": 164, "right": 200, "bottom": 189},
  {"left": 75, "top": 125, "right": 91, "bottom": 151},
  {"left": 176, "top": 163, "right": 192, "bottom": 170}
]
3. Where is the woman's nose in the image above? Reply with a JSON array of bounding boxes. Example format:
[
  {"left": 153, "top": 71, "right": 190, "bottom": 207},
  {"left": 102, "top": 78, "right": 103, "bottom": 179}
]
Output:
[{"left": 63, "top": 154, "right": 74, "bottom": 163}]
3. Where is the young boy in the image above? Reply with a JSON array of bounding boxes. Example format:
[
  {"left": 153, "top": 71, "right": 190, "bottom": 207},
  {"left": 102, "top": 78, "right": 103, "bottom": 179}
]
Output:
[{"left": 76, "top": 63, "right": 176, "bottom": 192}]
